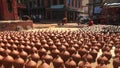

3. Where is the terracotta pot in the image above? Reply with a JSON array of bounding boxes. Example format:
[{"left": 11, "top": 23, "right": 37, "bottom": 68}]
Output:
[
  {"left": 97, "top": 55, "right": 108, "bottom": 64},
  {"left": 114, "top": 48, "right": 120, "bottom": 54},
  {"left": 67, "top": 46, "right": 76, "bottom": 55},
  {"left": 41, "top": 54, "right": 53, "bottom": 64},
  {"left": 38, "top": 60, "right": 50, "bottom": 68},
  {"left": 58, "top": 44, "right": 66, "bottom": 52},
  {"left": 102, "top": 51, "right": 112, "bottom": 60},
  {"left": 60, "top": 50, "right": 70, "bottom": 62},
  {"left": 62, "top": 42, "right": 69, "bottom": 48},
  {"left": 4, "top": 47, "right": 11, "bottom": 56},
  {"left": 113, "top": 57, "right": 120, "bottom": 68},
  {"left": 3, "top": 54, "right": 14, "bottom": 68},
  {"left": 25, "top": 58, "right": 37, "bottom": 68},
  {"left": 0, "top": 47, "right": 5, "bottom": 56},
  {"left": 55, "top": 41, "right": 62, "bottom": 47},
  {"left": 53, "top": 55, "right": 64, "bottom": 68},
  {"left": 71, "top": 51, "right": 81, "bottom": 64},
  {"left": 65, "top": 58, "right": 76, "bottom": 68},
  {"left": 96, "top": 62, "right": 108, "bottom": 68},
  {"left": 51, "top": 48, "right": 60, "bottom": 58},
  {"left": 73, "top": 44, "right": 79, "bottom": 50},
  {"left": 89, "top": 49, "right": 98, "bottom": 62},
  {"left": 102, "top": 46, "right": 111, "bottom": 52},
  {"left": 18, "top": 44, "right": 25, "bottom": 52},
  {"left": 115, "top": 53, "right": 120, "bottom": 58},
  {"left": 35, "top": 42, "right": 41, "bottom": 50},
  {"left": 20, "top": 49, "right": 28, "bottom": 61},
  {"left": 38, "top": 47, "right": 47, "bottom": 57},
  {"left": 11, "top": 44, "right": 17, "bottom": 49},
  {"left": 10, "top": 48, "right": 19, "bottom": 59},
  {"left": 31, "top": 46, "right": 37, "bottom": 53},
  {"left": 42, "top": 43, "right": 49, "bottom": 51},
  {"left": 82, "top": 53, "right": 93, "bottom": 63},
  {"left": 78, "top": 48, "right": 87, "bottom": 57},
  {"left": 0, "top": 55, "right": 3, "bottom": 67},
  {"left": 14, "top": 56, "right": 25, "bottom": 68},
  {"left": 49, "top": 44, "right": 57, "bottom": 51},
  {"left": 25, "top": 45, "right": 31, "bottom": 54},
  {"left": 78, "top": 61, "right": 92, "bottom": 68},
  {"left": 31, "top": 51, "right": 40, "bottom": 62}
]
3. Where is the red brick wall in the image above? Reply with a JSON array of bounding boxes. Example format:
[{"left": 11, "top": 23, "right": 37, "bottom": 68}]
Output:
[
  {"left": 0, "top": 0, "right": 18, "bottom": 20},
  {"left": 0, "top": 20, "right": 33, "bottom": 31}
]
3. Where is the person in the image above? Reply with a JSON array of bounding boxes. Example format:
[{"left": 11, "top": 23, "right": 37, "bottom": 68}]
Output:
[
  {"left": 76, "top": 16, "right": 82, "bottom": 25},
  {"left": 88, "top": 19, "right": 94, "bottom": 26},
  {"left": 38, "top": 14, "right": 42, "bottom": 22},
  {"left": 62, "top": 17, "right": 67, "bottom": 25}
]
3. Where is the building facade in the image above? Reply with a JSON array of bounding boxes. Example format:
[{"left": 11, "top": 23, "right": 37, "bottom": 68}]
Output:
[
  {"left": 0, "top": 0, "right": 26, "bottom": 20},
  {"left": 26, "top": 0, "right": 82, "bottom": 22}
]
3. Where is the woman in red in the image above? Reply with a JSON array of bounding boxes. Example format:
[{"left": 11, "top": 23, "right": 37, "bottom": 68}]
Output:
[{"left": 89, "top": 19, "right": 94, "bottom": 26}]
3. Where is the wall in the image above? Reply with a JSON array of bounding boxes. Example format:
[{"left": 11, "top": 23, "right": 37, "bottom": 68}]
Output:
[{"left": 0, "top": 0, "right": 18, "bottom": 20}]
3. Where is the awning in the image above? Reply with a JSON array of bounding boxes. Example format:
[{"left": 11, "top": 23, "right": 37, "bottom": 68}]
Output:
[
  {"left": 104, "top": 0, "right": 120, "bottom": 7},
  {"left": 50, "top": 5, "right": 64, "bottom": 9}
]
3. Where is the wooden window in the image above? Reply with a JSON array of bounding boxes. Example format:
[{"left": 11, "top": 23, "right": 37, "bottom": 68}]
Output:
[
  {"left": 72, "top": 0, "right": 74, "bottom": 7},
  {"left": 59, "top": 0, "right": 64, "bottom": 4},
  {"left": 53, "top": 0, "right": 57, "bottom": 5}
]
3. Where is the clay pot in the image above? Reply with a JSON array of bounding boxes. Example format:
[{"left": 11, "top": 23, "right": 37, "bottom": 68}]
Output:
[
  {"left": 42, "top": 43, "right": 49, "bottom": 51},
  {"left": 102, "top": 46, "right": 111, "bottom": 52},
  {"left": 31, "top": 51, "right": 40, "bottom": 62},
  {"left": 65, "top": 58, "right": 76, "bottom": 68},
  {"left": 53, "top": 55, "right": 64, "bottom": 68},
  {"left": 35, "top": 42, "right": 41, "bottom": 50},
  {"left": 89, "top": 49, "right": 98, "bottom": 62},
  {"left": 55, "top": 41, "right": 62, "bottom": 47},
  {"left": 49, "top": 44, "right": 57, "bottom": 51},
  {"left": 73, "top": 44, "right": 79, "bottom": 50},
  {"left": 115, "top": 53, "right": 120, "bottom": 58},
  {"left": 62, "top": 42, "right": 69, "bottom": 48},
  {"left": 38, "top": 47, "right": 47, "bottom": 57},
  {"left": 71, "top": 52, "right": 81, "bottom": 64},
  {"left": 96, "top": 61, "right": 108, "bottom": 68},
  {"left": 41, "top": 54, "right": 53, "bottom": 64},
  {"left": 102, "top": 51, "right": 112, "bottom": 60},
  {"left": 51, "top": 48, "right": 60, "bottom": 58},
  {"left": 4, "top": 47, "right": 11, "bottom": 56},
  {"left": 78, "top": 48, "right": 87, "bottom": 57},
  {"left": 114, "top": 48, "right": 120, "bottom": 54},
  {"left": 67, "top": 46, "right": 76, "bottom": 55},
  {"left": 97, "top": 55, "right": 108, "bottom": 64},
  {"left": 60, "top": 50, "right": 70, "bottom": 62},
  {"left": 0, "top": 47, "right": 5, "bottom": 56},
  {"left": 38, "top": 60, "right": 50, "bottom": 68},
  {"left": 20, "top": 49, "right": 28, "bottom": 61},
  {"left": 18, "top": 44, "right": 25, "bottom": 52},
  {"left": 31, "top": 46, "right": 37, "bottom": 53},
  {"left": 11, "top": 44, "right": 17, "bottom": 49},
  {"left": 14, "top": 56, "right": 25, "bottom": 68},
  {"left": 3, "top": 54, "right": 14, "bottom": 68},
  {"left": 82, "top": 53, "right": 93, "bottom": 63},
  {"left": 58, "top": 44, "right": 66, "bottom": 52},
  {"left": 91, "top": 46, "right": 99, "bottom": 52},
  {"left": 25, "top": 58, "right": 37, "bottom": 68},
  {"left": 10, "top": 48, "right": 19, "bottom": 59},
  {"left": 113, "top": 57, "right": 120, "bottom": 68},
  {"left": 0, "top": 55, "right": 3, "bottom": 67},
  {"left": 25, "top": 45, "right": 31, "bottom": 54},
  {"left": 78, "top": 61, "right": 92, "bottom": 68}
]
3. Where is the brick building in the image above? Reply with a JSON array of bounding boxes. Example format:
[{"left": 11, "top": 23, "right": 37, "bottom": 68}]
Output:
[
  {"left": 0, "top": 0, "right": 26, "bottom": 20},
  {"left": 26, "top": 0, "right": 82, "bottom": 22}
]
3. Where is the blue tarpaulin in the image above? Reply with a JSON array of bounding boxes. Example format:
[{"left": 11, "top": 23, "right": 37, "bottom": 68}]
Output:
[{"left": 51, "top": 5, "right": 64, "bottom": 9}]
